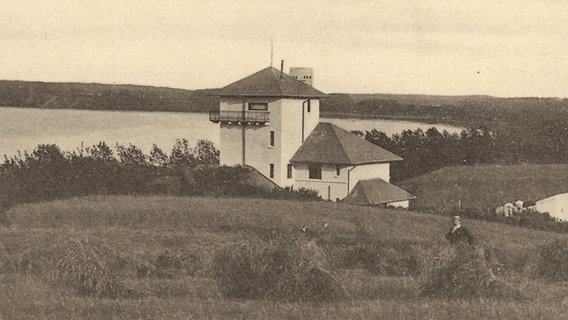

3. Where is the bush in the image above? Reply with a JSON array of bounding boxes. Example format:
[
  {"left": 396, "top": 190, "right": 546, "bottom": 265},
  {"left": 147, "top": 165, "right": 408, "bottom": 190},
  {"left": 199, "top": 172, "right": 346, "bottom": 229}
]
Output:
[
  {"left": 536, "top": 238, "right": 568, "bottom": 281},
  {"left": 212, "top": 239, "right": 346, "bottom": 302}
]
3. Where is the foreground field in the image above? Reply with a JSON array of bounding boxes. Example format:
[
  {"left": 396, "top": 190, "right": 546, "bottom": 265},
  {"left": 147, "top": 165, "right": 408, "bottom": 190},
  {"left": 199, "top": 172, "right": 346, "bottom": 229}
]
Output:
[{"left": 1, "top": 196, "right": 568, "bottom": 319}]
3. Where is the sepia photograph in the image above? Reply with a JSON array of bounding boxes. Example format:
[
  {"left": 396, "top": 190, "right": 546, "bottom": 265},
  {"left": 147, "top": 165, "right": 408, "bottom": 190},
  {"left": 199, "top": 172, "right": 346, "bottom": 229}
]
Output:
[{"left": 1, "top": 1, "right": 568, "bottom": 319}]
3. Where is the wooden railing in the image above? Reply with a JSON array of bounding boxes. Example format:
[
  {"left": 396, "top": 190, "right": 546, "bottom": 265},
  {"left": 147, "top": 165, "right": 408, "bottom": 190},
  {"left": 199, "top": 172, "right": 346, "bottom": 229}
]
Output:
[{"left": 209, "top": 111, "right": 270, "bottom": 124}]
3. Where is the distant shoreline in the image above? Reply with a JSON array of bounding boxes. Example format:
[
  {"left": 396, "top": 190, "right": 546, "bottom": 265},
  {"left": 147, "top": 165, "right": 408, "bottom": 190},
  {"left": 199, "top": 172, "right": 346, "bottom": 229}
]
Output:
[{"left": 0, "top": 105, "right": 466, "bottom": 128}]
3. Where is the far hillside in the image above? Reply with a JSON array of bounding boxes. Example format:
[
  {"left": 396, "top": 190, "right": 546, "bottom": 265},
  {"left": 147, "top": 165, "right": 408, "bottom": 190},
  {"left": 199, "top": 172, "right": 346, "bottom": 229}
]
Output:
[
  {"left": 399, "top": 164, "right": 568, "bottom": 211},
  {"left": 324, "top": 93, "right": 568, "bottom": 126},
  {"left": 0, "top": 80, "right": 218, "bottom": 113},
  {"left": 2, "top": 79, "right": 567, "bottom": 128}
]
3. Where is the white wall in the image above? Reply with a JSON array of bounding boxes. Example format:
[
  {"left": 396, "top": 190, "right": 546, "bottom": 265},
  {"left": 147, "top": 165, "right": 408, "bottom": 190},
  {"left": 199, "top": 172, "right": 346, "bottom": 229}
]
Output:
[
  {"left": 293, "top": 163, "right": 348, "bottom": 201},
  {"left": 219, "top": 124, "right": 243, "bottom": 165},
  {"left": 536, "top": 193, "right": 568, "bottom": 221},
  {"left": 218, "top": 97, "right": 320, "bottom": 187},
  {"left": 280, "top": 98, "right": 320, "bottom": 186},
  {"left": 348, "top": 163, "right": 391, "bottom": 193},
  {"left": 387, "top": 200, "right": 410, "bottom": 209},
  {"left": 292, "top": 162, "right": 393, "bottom": 202}
]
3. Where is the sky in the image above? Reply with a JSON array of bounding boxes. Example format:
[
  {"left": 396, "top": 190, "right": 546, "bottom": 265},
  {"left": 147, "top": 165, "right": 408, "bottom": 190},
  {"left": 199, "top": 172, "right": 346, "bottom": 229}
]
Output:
[{"left": 1, "top": 0, "right": 567, "bottom": 97}]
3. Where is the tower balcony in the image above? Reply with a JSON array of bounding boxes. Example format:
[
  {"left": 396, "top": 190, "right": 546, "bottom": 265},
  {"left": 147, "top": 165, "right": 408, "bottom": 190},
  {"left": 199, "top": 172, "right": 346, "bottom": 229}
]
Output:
[{"left": 209, "top": 111, "right": 270, "bottom": 125}]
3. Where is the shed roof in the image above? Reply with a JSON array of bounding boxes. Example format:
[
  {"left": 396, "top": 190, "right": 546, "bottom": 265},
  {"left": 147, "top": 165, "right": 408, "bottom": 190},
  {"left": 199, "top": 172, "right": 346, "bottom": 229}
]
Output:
[
  {"left": 342, "top": 178, "right": 416, "bottom": 206},
  {"left": 290, "top": 122, "right": 402, "bottom": 165},
  {"left": 218, "top": 66, "right": 327, "bottom": 98}
]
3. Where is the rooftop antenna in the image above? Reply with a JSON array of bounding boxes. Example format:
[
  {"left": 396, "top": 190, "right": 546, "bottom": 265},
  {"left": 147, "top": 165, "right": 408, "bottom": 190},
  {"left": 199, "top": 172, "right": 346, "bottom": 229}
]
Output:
[{"left": 270, "top": 36, "right": 274, "bottom": 67}]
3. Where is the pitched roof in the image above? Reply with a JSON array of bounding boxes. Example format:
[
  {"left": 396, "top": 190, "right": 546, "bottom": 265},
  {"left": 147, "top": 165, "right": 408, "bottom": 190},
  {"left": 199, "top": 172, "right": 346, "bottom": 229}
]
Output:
[
  {"left": 342, "top": 178, "right": 416, "bottom": 205},
  {"left": 290, "top": 122, "right": 402, "bottom": 165},
  {"left": 218, "top": 66, "right": 327, "bottom": 98}
]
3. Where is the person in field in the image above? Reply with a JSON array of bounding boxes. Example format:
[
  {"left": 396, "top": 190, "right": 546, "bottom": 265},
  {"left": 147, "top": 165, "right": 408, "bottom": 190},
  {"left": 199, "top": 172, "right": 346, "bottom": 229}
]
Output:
[{"left": 445, "top": 215, "right": 474, "bottom": 245}]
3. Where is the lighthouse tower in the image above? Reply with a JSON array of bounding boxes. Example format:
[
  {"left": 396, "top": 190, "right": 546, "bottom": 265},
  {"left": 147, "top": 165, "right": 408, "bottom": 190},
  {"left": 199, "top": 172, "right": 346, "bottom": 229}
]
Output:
[{"left": 209, "top": 65, "right": 327, "bottom": 187}]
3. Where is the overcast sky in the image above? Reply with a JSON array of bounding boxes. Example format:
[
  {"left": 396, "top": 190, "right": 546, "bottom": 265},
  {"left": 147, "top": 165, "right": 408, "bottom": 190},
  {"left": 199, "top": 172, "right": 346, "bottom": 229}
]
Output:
[{"left": 1, "top": 0, "right": 567, "bottom": 97}]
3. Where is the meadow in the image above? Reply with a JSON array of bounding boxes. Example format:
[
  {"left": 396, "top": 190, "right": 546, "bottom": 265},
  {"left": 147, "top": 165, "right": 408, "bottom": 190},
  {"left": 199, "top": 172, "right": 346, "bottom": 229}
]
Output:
[
  {"left": 400, "top": 164, "right": 568, "bottom": 210},
  {"left": 2, "top": 195, "right": 568, "bottom": 319}
]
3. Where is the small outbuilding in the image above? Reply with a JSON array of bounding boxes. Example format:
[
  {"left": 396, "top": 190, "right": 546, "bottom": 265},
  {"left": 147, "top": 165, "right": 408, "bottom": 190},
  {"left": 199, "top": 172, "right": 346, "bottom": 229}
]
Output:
[
  {"left": 342, "top": 178, "right": 416, "bottom": 208},
  {"left": 534, "top": 192, "right": 568, "bottom": 221}
]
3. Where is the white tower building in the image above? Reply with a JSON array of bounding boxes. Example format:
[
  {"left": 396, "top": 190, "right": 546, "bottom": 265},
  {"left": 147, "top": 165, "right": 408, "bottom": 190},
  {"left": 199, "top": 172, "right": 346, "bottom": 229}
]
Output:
[
  {"left": 210, "top": 65, "right": 415, "bottom": 206},
  {"left": 210, "top": 66, "right": 326, "bottom": 187}
]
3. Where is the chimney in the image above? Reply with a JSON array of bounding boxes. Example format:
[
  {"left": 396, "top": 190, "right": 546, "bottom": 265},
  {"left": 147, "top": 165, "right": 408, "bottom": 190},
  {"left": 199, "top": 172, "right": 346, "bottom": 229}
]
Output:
[{"left": 280, "top": 60, "right": 284, "bottom": 80}]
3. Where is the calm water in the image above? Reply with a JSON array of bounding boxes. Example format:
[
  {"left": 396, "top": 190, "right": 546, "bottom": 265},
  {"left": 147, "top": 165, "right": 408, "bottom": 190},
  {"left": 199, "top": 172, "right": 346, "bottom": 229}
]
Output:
[{"left": 0, "top": 107, "right": 463, "bottom": 157}]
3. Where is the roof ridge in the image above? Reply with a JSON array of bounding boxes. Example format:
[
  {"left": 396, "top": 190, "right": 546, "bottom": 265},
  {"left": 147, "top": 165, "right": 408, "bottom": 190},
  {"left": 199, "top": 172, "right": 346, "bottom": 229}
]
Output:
[
  {"left": 327, "top": 123, "right": 353, "bottom": 163},
  {"left": 358, "top": 181, "right": 371, "bottom": 205}
]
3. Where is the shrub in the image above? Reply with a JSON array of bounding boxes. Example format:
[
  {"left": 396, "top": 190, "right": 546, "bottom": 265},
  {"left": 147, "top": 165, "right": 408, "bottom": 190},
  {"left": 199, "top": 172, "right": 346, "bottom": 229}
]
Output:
[
  {"left": 271, "top": 186, "right": 321, "bottom": 201},
  {"left": 536, "top": 238, "right": 568, "bottom": 281},
  {"left": 212, "top": 238, "right": 346, "bottom": 302}
]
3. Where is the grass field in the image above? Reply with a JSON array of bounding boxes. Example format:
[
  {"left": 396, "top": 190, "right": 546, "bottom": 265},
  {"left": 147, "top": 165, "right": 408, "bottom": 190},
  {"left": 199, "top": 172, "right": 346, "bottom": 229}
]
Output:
[
  {"left": 2, "top": 195, "right": 568, "bottom": 319},
  {"left": 399, "top": 164, "right": 568, "bottom": 210}
]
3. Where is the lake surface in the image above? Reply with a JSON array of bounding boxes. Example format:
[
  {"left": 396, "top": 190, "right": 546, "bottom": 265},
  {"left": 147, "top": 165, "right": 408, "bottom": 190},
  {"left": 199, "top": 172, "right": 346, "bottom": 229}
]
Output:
[{"left": 0, "top": 107, "right": 463, "bottom": 158}]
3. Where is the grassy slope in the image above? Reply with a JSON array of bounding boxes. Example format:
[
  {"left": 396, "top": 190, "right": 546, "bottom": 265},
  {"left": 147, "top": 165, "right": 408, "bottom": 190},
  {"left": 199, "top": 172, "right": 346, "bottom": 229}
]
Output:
[
  {"left": 399, "top": 164, "right": 568, "bottom": 210},
  {"left": 1, "top": 195, "right": 568, "bottom": 319}
]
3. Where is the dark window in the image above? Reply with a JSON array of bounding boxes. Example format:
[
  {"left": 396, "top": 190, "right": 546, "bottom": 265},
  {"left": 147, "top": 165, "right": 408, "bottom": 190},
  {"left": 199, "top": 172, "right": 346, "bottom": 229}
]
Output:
[
  {"left": 270, "top": 131, "right": 274, "bottom": 146},
  {"left": 269, "top": 163, "right": 274, "bottom": 178},
  {"left": 335, "top": 165, "right": 341, "bottom": 176},
  {"left": 249, "top": 103, "right": 268, "bottom": 111},
  {"left": 308, "top": 164, "right": 322, "bottom": 180},
  {"left": 307, "top": 100, "right": 311, "bottom": 113},
  {"left": 287, "top": 164, "right": 292, "bottom": 179}
]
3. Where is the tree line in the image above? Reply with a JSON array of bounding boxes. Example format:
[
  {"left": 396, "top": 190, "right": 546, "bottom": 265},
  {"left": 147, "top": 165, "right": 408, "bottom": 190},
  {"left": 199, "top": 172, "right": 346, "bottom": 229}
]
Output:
[
  {"left": 0, "top": 139, "right": 321, "bottom": 216},
  {"left": 0, "top": 139, "right": 220, "bottom": 209}
]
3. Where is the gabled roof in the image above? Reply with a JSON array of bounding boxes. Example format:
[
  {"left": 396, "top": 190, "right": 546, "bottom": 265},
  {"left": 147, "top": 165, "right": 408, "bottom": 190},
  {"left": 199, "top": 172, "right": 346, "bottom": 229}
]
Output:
[
  {"left": 218, "top": 66, "right": 327, "bottom": 98},
  {"left": 342, "top": 178, "right": 416, "bottom": 206},
  {"left": 290, "top": 122, "right": 402, "bottom": 165}
]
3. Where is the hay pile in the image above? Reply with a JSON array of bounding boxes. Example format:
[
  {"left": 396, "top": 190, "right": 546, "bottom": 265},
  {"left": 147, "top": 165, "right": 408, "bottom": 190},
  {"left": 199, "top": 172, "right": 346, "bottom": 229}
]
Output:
[
  {"left": 213, "top": 238, "right": 346, "bottom": 302},
  {"left": 55, "top": 237, "right": 126, "bottom": 298},
  {"left": 421, "top": 245, "right": 522, "bottom": 299}
]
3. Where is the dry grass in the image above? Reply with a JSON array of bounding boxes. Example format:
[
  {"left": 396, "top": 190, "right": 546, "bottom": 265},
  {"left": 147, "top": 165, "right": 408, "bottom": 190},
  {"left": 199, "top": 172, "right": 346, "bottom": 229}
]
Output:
[
  {"left": 213, "top": 238, "right": 347, "bottom": 302},
  {"left": 54, "top": 237, "right": 127, "bottom": 298},
  {"left": 1, "top": 195, "right": 568, "bottom": 319},
  {"left": 420, "top": 245, "right": 524, "bottom": 300},
  {"left": 537, "top": 238, "right": 568, "bottom": 281}
]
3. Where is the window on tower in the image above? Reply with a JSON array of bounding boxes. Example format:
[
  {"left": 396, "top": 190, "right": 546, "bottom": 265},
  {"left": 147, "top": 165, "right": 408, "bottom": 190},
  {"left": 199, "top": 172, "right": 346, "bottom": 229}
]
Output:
[
  {"left": 270, "top": 131, "right": 275, "bottom": 147},
  {"left": 308, "top": 164, "right": 322, "bottom": 180},
  {"left": 249, "top": 102, "right": 268, "bottom": 110},
  {"left": 269, "top": 163, "right": 275, "bottom": 178},
  {"left": 287, "top": 164, "right": 292, "bottom": 179}
]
